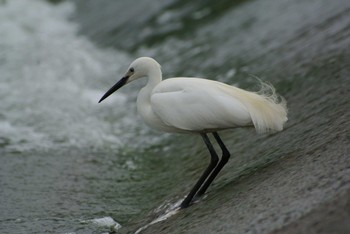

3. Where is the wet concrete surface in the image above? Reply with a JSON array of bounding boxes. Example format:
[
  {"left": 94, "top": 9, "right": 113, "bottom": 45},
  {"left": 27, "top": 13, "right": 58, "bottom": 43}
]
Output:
[
  {"left": 272, "top": 189, "right": 350, "bottom": 234},
  {"left": 132, "top": 2, "right": 350, "bottom": 233}
]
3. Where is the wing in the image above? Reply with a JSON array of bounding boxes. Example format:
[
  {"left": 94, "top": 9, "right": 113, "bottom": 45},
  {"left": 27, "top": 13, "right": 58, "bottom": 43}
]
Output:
[{"left": 150, "top": 78, "right": 252, "bottom": 132}]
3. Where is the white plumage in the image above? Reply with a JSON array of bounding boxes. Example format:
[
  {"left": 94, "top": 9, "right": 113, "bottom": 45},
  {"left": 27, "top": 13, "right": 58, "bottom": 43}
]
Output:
[
  {"left": 149, "top": 77, "right": 287, "bottom": 133},
  {"left": 127, "top": 57, "right": 288, "bottom": 134},
  {"left": 99, "top": 57, "right": 288, "bottom": 208}
]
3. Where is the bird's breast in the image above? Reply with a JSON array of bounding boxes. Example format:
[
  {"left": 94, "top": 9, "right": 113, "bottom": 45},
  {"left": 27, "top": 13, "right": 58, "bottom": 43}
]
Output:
[{"left": 137, "top": 87, "right": 181, "bottom": 133}]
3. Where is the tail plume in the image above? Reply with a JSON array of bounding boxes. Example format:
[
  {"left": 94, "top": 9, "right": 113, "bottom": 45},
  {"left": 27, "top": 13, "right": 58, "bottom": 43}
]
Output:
[{"left": 247, "top": 78, "right": 288, "bottom": 133}]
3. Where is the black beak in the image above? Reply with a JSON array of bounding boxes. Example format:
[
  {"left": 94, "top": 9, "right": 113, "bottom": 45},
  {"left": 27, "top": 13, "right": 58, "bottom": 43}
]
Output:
[{"left": 98, "top": 76, "right": 128, "bottom": 103}]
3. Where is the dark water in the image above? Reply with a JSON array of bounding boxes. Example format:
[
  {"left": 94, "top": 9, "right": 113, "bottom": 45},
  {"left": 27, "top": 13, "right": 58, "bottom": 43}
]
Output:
[{"left": 0, "top": 0, "right": 349, "bottom": 233}]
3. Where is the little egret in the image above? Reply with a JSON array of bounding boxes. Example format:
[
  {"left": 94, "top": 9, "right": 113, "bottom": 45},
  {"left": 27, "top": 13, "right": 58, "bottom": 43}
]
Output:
[{"left": 99, "top": 57, "right": 288, "bottom": 208}]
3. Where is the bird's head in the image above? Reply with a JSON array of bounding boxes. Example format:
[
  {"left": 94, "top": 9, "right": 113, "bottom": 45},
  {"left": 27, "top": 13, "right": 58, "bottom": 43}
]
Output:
[{"left": 98, "top": 57, "right": 160, "bottom": 103}]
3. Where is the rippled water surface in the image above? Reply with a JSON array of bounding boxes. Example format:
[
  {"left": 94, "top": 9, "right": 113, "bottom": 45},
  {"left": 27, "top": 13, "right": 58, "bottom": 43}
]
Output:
[{"left": 1, "top": 0, "right": 349, "bottom": 233}]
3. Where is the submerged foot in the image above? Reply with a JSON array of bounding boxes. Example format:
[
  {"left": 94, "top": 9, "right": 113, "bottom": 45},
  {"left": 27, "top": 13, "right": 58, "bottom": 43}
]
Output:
[{"left": 179, "top": 194, "right": 205, "bottom": 209}]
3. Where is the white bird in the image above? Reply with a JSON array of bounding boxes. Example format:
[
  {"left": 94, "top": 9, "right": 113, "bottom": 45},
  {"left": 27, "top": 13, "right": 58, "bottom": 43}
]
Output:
[{"left": 99, "top": 57, "right": 288, "bottom": 208}]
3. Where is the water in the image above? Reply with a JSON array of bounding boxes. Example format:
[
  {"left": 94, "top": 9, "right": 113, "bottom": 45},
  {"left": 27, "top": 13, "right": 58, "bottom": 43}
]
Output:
[{"left": 1, "top": 0, "right": 349, "bottom": 233}]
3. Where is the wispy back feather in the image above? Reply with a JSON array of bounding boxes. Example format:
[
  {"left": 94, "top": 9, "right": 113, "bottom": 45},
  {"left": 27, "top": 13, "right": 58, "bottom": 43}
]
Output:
[
  {"left": 250, "top": 79, "right": 288, "bottom": 133},
  {"left": 219, "top": 79, "right": 288, "bottom": 133}
]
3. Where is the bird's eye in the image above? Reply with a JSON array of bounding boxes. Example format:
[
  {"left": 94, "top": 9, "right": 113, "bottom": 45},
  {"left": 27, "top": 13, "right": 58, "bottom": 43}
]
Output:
[{"left": 129, "top": 67, "right": 134, "bottom": 72}]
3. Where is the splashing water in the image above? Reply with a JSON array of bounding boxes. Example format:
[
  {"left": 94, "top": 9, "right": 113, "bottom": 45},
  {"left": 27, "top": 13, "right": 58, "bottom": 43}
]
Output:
[{"left": 0, "top": 0, "right": 166, "bottom": 154}]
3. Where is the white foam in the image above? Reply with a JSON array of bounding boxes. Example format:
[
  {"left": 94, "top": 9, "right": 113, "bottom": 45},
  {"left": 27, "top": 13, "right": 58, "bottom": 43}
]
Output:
[
  {"left": 135, "top": 199, "right": 182, "bottom": 234},
  {"left": 0, "top": 0, "right": 163, "bottom": 152},
  {"left": 80, "top": 216, "right": 122, "bottom": 232},
  {"left": 91, "top": 217, "right": 122, "bottom": 229}
]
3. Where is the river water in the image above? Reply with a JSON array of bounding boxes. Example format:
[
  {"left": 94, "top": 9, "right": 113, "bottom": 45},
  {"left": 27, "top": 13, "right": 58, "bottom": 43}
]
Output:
[{"left": 0, "top": 0, "right": 349, "bottom": 233}]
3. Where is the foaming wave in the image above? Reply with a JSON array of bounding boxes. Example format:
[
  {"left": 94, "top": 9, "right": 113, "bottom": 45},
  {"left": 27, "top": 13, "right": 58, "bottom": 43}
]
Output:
[{"left": 0, "top": 0, "right": 163, "bottom": 153}]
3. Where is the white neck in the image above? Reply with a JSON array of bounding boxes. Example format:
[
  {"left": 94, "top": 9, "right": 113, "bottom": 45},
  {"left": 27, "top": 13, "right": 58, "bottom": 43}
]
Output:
[
  {"left": 137, "top": 67, "right": 162, "bottom": 110},
  {"left": 136, "top": 67, "right": 167, "bottom": 131},
  {"left": 145, "top": 65, "right": 162, "bottom": 90}
]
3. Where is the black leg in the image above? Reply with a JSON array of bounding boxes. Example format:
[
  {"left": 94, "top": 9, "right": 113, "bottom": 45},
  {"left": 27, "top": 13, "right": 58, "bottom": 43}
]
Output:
[
  {"left": 180, "top": 133, "right": 219, "bottom": 208},
  {"left": 196, "top": 132, "right": 231, "bottom": 197}
]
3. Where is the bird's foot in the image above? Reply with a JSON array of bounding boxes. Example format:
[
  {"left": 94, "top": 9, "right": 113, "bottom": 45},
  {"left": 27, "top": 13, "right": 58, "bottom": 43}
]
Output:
[{"left": 179, "top": 194, "right": 206, "bottom": 209}]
